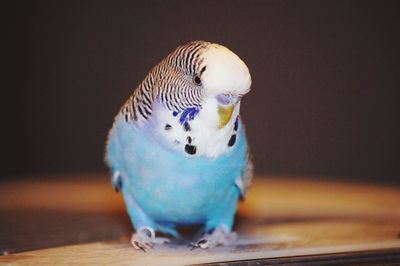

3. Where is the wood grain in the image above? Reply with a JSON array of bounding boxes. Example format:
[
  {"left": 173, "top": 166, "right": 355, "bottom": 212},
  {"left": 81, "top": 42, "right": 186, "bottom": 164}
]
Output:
[{"left": 0, "top": 174, "right": 399, "bottom": 265}]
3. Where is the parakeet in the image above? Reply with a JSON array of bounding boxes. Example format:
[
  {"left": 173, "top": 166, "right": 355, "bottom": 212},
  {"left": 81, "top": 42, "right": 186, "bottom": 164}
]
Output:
[{"left": 105, "top": 41, "right": 253, "bottom": 250}]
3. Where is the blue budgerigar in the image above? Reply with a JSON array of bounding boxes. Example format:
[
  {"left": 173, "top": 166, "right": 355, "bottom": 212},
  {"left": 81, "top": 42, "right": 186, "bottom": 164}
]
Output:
[{"left": 105, "top": 41, "right": 253, "bottom": 250}]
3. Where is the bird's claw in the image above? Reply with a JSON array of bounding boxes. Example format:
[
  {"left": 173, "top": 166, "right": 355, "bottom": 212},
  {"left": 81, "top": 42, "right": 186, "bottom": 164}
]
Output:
[
  {"left": 131, "top": 227, "right": 170, "bottom": 251},
  {"left": 190, "top": 226, "right": 237, "bottom": 250},
  {"left": 189, "top": 239, "right": 209, "bottom": 250}
]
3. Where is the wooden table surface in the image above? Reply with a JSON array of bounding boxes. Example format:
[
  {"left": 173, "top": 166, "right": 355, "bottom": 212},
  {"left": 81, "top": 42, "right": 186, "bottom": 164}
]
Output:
[{"left": 0, "top": 174, "right": 399, "bottom": 265}]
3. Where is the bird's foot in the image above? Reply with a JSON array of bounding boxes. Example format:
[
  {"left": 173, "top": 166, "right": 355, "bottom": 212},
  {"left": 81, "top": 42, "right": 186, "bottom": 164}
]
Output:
[
  {"left": 190, "top": 226, "right": 237, "bottom": 249},
  {"left": 131, "top": 227, "right": 170, "bottom": 251}
]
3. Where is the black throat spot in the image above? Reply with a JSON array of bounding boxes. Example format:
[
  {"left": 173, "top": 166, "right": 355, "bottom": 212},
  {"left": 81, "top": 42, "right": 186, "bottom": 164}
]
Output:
[
  {"left": 228, "top": 134, "right": 236, "bottom": 147},
  {"left": 185, "top": 144, "right": 197, "bottom": 155}
]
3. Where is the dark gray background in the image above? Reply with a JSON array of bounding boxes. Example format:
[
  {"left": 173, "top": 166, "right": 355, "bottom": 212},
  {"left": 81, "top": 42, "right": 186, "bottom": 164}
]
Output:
[{"left": 3, "top": 0, "right": 399, "bottom": 184}]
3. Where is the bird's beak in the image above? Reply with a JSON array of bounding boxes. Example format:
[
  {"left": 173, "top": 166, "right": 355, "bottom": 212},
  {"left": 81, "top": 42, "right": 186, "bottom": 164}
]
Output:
[
  {"left": 218, "top": 104, "right": 234, "bottom": 129},
  {"left": 216, "top": 94, "right": 240, "bottom": 129}
]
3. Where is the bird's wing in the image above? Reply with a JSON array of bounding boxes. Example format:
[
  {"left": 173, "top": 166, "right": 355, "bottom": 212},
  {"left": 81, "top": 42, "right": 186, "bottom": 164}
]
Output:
[{"left": 235, "top": 150, "right": 254, "bottom": 199}]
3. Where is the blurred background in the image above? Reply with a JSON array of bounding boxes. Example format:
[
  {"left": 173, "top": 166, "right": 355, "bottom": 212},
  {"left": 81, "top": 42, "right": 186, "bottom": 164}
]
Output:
[{"left": 3, "top": 0, "right": 400, "bottom": 184}]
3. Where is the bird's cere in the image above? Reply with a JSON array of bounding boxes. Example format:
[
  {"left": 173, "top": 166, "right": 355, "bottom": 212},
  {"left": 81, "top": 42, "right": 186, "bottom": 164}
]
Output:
[{"left": 216, "top": 94, "right": 239, "bottom": 105}]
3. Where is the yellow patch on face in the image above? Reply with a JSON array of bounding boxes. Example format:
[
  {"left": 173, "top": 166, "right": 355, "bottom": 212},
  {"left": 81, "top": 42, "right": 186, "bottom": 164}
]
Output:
[{"left": 218, "top": 104, "right": 234, "bottom": 129}]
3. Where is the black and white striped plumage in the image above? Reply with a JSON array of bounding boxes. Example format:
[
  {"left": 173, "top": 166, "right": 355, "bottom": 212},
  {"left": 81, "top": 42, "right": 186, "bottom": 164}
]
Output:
[{"left": 122, "top": 41, "right": 209, "bottom": 123}]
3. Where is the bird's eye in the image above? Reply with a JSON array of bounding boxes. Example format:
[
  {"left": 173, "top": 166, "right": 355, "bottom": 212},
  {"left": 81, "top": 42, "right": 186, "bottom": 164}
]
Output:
[{"left": 193, "top": 75, "right": 202, "bottom": 85}]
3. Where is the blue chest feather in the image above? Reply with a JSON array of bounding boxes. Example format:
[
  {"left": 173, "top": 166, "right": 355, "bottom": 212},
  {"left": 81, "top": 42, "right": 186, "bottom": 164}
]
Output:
[{"left": 107, "top": 114, "right": 248, "bottom": 225}]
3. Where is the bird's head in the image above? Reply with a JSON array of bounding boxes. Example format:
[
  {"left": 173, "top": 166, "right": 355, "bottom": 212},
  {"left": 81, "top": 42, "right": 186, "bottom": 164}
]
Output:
[{"left": 156, "top": 41, "right": 251, "bottom": 127}]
